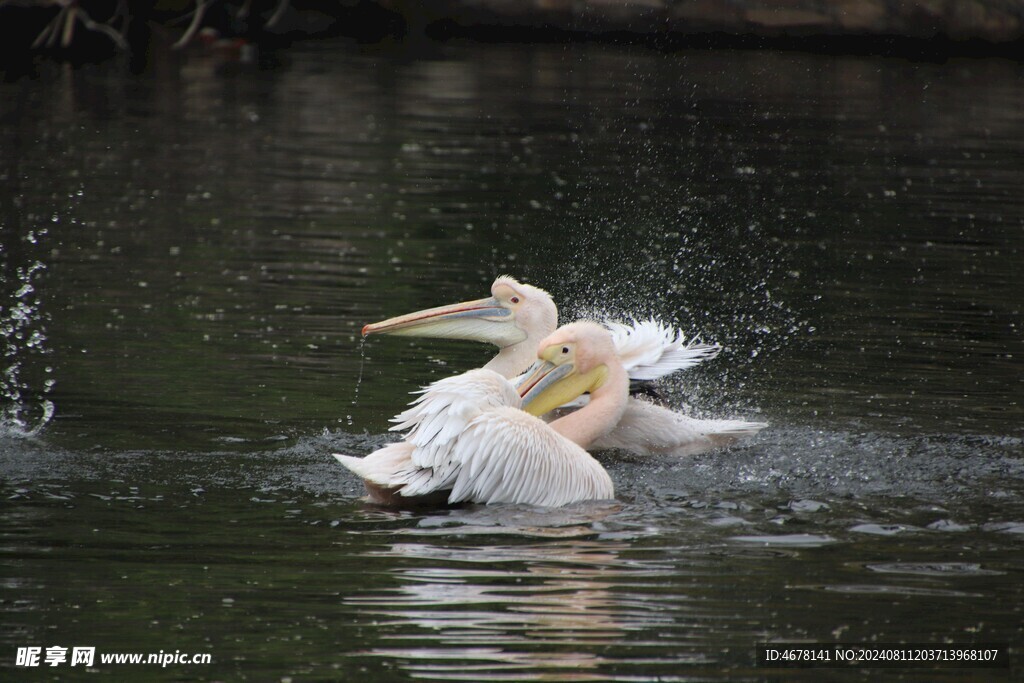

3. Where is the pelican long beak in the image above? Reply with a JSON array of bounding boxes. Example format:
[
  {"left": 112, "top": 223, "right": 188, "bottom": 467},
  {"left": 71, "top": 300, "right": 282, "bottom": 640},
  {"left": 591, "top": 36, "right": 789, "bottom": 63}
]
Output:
[
  {"left": 516, "top": 357, "right": 609, "bottom": 418},
  {"left": 362, "top": 297, "right": 526, "bottom": 347}
]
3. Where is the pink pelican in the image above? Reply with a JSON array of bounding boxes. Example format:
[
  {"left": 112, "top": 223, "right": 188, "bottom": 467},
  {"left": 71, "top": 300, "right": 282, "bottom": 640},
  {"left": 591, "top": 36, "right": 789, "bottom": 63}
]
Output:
[
  {"left": 334, "top": 322, "right": 625, "bottom": 507},
  {"left": 361, "top": 276, "right": 766, "bottom": 456}
]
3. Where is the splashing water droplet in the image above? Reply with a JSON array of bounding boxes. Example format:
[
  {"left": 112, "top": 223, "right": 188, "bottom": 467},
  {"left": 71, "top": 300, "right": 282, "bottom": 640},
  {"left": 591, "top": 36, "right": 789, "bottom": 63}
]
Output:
[
  {"left": 2, "top": 225, "right": 54, "bottom": 438},
  {"left": 348, "top": 337, "right": 367, "bottom": 427}
]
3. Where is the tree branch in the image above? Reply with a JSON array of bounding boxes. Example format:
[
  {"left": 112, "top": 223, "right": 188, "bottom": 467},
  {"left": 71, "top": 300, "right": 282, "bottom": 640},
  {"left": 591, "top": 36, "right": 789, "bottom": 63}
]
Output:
[
  {"left": 172, "top": 0, "right": 214, "bottom": 49},
  {"left": 75, "top": 4, "right": 129, "bottom": 49},
  {"left": 266, "top": 0, "right": 289, "bottom": 29}
]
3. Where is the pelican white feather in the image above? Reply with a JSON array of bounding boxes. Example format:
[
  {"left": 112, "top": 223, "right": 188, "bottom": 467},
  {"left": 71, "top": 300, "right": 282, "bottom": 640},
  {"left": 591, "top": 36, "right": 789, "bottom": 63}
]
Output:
[
  {"left": 603, "top": 319, "right": 721, "bottom": 380},
  {"left": 588, "top": 398, "right": 767, "bottom": 456},
  {"left": 334, "top": 322, "right": 624, "bottom": 507}
]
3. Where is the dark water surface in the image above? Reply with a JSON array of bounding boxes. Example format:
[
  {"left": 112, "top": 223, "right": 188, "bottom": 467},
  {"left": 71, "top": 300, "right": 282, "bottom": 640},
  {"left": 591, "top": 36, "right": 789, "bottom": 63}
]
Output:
[{"left": 1, "top": 39, "right": 1022, "bottom": 681}]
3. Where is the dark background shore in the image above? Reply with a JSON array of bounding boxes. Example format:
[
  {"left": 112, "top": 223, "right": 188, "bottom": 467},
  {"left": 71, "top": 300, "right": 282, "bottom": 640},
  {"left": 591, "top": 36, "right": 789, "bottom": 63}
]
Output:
[{"left": 1, "top": 0, "right": 1022, "bottom": 69}]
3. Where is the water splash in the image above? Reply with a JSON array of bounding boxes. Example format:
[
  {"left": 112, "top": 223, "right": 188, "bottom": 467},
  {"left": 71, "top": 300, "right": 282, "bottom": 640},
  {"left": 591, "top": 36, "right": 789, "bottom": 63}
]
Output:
[
  {"left": 1, "top": 228, "right": 55, "bottom": 438},
  {"left": 347, "top": 336, "right": 367, "bottom": 427}
]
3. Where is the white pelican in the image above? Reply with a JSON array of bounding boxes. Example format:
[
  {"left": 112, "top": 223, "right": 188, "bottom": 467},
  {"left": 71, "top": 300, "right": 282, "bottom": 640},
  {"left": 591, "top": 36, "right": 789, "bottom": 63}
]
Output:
[
  {"left": 361, "top": 276, "right": 767, "bottom": 456},
  {"left": 334, "top": 322, "right": 625, "bottom": 507},
  {"left": 362, "top": 275, "right": 719, "bottom": 383}
]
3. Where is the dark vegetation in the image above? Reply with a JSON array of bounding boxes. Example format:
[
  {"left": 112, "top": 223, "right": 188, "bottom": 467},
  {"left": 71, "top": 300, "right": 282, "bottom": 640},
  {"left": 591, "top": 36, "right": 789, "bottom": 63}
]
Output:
[
  {"left": 0, "top": 1, "right": 402, "bottom": 71},
  {"left": 1, "top": 0, "right": 1021, "bottom": 76}
]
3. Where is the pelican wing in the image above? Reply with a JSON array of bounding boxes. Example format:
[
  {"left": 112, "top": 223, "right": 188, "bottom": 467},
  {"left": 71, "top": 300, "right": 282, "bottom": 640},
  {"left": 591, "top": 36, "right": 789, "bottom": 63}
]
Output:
[
  {"left": 590, "top": 398, "right": 767, "bottom": 456},
  {"left": 445, "top": 407, "right": 614, "bottom": 506},
  {"left": 334, "top": 443, "right": 455, "bottom": 507},
  {"left": 334, "top": 440, "right": 459, "bottom": 502},
  {"left": 349, "top": 406, "right": 613, "bottom": 506},
  {"left": 335, "top": 442, "right": 415, "bottom": 487},
  {"left": 389, "top": 368, "right": 520, "bottom": 475},
  {"left": 605, "top": 319, "right": 721, "bottom": 381}
]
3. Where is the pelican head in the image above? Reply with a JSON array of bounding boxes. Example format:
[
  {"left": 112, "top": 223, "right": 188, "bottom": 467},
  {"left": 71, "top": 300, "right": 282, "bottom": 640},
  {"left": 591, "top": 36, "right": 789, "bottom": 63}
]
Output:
[
  {"left": 362, "top": 276, "right": 558, "bottom": 350},
  {"left": 517, "top": 321, "right": 618, "bottom": 417}
]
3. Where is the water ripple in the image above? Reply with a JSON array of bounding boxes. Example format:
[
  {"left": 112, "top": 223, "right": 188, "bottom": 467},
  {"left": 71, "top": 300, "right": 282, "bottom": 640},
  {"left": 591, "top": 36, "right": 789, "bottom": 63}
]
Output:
[
  {"left": 865, "top": 562, "right": 1005, "bottom": 577},
  {"left": 728, "top": 533, "right": 839, "bottom": 547},
  {"left": 803, "top": 584, "right": 987, "bottom": 598}
]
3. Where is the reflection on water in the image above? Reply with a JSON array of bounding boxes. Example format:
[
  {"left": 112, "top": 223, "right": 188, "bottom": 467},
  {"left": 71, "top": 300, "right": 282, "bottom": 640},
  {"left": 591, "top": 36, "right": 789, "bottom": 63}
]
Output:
[
  {"left": 331, "top": 493, "right": 1024, "bottom": 681},
  {"left": 343, "top": 506, "right": 716, "bottom": 681},
  {"left": 357, "top": 544, "right": 640, "bottom": 678},
  {"left": 1, "top": 36, "right": 1022, "bottom": 682}
]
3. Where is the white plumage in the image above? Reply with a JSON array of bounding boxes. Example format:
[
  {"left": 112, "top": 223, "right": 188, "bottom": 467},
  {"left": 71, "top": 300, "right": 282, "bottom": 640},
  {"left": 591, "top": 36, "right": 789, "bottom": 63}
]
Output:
[
  {"left": 362, "top": 276, "right": 765, "bottom": 456},
  {"left": 336, "top": 323, "right": 627, "bottom": 507},
  {"left": 603, "top": 318, "right": 721, "bottom": 380},
  {"left": 588, "top": 398, "right": 767, "bottom": 456}
]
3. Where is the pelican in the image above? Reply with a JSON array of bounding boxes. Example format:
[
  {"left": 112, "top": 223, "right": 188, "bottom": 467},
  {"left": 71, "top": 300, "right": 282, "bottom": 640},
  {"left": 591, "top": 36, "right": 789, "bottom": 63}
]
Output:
[
  {"left": 361, "top": 276, "right": 767, "bottom": 456},
  {"left": 334, "top": 322, "right": 625, "bottom": 507},
  {"left": 362, "top": 275, "right": 719, "bottom": 383}
]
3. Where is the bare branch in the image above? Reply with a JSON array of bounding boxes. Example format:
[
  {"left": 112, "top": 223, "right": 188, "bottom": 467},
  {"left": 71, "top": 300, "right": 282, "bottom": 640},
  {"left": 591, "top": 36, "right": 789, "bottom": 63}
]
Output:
[
  {"left": 45, "top": 11, "right": 64, "bottom": 47},
  {"left": 61, "top": 6, "right": 77, "bottom": 46},
  {"left": 31, "top": 3, "right": 70, "bottom": 48},
  {"left": 75, "top": 5, "right": 130, "bottom": 49},
  {"left": 29, "top": 19, "right": 53, "bottom": 48},
  {"left": 266, "top": 0, "right": 289, "bottom": 29},
  {"left": 172, "top": 0, "right": 213, "bottom": 49},
  {"left": 22, "top": 0, "right": 128, "bottom": 51}
]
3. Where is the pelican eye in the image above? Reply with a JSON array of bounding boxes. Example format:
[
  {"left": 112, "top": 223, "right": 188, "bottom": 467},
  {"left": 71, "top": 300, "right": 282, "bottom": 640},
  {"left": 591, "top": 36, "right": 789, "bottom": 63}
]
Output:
[
  {"left": 510, "top": 296, "right": 520, "bottom": 304},
  {"left": 561, "top": 346, "right": 569, "bottom": 354}
]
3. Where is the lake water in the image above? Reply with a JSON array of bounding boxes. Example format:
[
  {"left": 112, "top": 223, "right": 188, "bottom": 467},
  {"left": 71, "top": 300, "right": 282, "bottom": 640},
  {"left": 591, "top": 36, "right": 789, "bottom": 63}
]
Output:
[{"left": 1, "top": 38, "right": 1021, "bottom": 681}]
